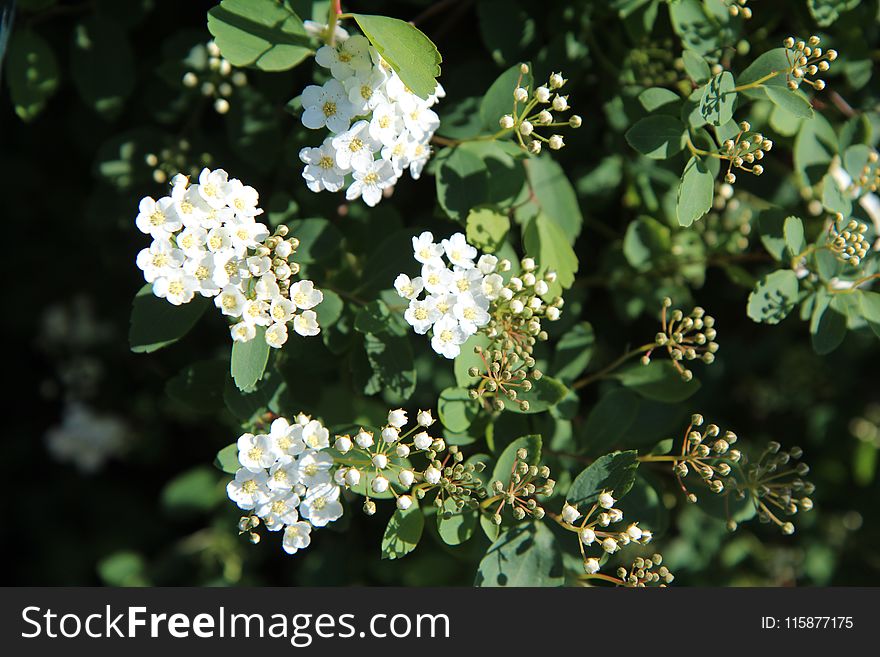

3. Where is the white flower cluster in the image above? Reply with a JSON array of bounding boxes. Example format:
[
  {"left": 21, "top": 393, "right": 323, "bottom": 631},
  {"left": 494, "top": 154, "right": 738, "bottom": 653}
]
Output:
[
  {"left": 135, "top": 168, "right": 323, "bottom": 349},
  {"left": 45, "top": 402, "right": 129, "bottom": 473},
  {"left": 297, "top": 33, "right": 444, "bottom": 207},
  {"left": 394, "top": 232, "right": 506, "bottom": 359},
  {"left": 227, "top": 415, "right": 343, "bottom": 555}
]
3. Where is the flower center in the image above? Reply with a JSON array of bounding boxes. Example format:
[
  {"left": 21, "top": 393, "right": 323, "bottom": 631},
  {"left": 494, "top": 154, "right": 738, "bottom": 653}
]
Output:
[
  {"left": 456, "top": 278, "right": 469, "bottom": 292},
  {"left": 150, "top": 211, "right": 165, "bottom": 226},
  {"left": 271, "top": 500, "right": 287, "bottom": 514},
  {"left": 440, "top": 330, "right": 453, "bottom": 342},
  {"left": 242, "top": 480, "right": 258, "bottom": 494},
  {"left": 415, "top": 307, "right": 428, "bottom": 320},
  {"left": 360, "top": 85, "right": 372, "bottom": 100},
  {"left": 168, "top": 281, "right": 184, "bottom": 296},
  {"left": 463, "top": 307, "right": 476, "bottom": 320},
  {"left": 379, "top": 116, "right": 390, "bottom": 129},
  {"left": 349, "top": 138, "right": 364, "bottom": 152},
  {"left": 195, "top": 265, "right": 209, "bottom": 280},
  {"left": 311, "top": 496, "right": 327, "bottom": 510},
  {"left": 363, "top": 172, "right": 379, "bottom": 185},
  {"left": 319, "top": 156, "right": 335, "bottom": 169},
  {"left": 248, "top": 447, "right": 263, "bottom": 463},
  {"left": 322, "top": 101, "right": 337, "bottom": 117}
]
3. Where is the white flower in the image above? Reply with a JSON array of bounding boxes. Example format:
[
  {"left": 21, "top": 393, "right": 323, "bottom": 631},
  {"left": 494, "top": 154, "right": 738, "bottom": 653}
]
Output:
[
  {"left": 229, "top": 218, "right": 270, "bottom": 254},
  {"left": 509, "top": 299, "right": 524, "bottom": 314},
  {"left": 430, "top": 315, "right": 467, "bottom": 359},
  {"left": 417, "top": 410, "right": 434, "bottom": 427},
  {"left": 580, "top": 527, "right": 596, "bottom": 545},
  {"left": 332, "top": 120, "right": 380, "bottom": 172},
  {"left": 265, "top": 322, "right": 289, "bottom": 348},
  {"left": 371, "top": 476, "right": 389, "bottom": 493},
  {"left": 314, "top": 34, "right": 372, "bottom": 80},
  {"left": 300, "top": 419, "right": 330, "bottom": 450},
  {"left": 535, "top": 86, "right": 551, "bottom": 103},
  {"left": 225, "top": 179, "right": 263, "bottom": 218},
  {"left": 608, "top": 508, "right": 623, "bottom": 523},
  {"left": 412, "top": 231, "right": 445, "bottom": 265},
  {"left": 282, "top": 521, "right": 312, "bottom": 554},
  {"left": 452, "top": 292, "right": 490, "bottom": 336},
  {"left": 404, "top": 298, "right": 439, "bottom": 335},
  {"left": 477, "top": 254, "right": 498, "bottom": 274},
  {"left": 184, "top": 253, "right": 221, "bottom": 297},
  {"left": 481, "top": 273, "right": 504, "bottom": 300},
  {"left": 513, "top": 86, "right": 528, "bottom": 102},
  {"left": 424, "top": 465, "right": 441, "bottom": 485},
  {"left": 301, "top": 78, "right": 356, "bottom": 133},
  {"left": 626, "top": 523, "right": 643, "bottom": 541},
  {"left": 427, "top": 292, "right": 455, "bottom": 317},
  {"left": 598, "top": 491, "right": 616, "bottom": 509},
  {"left": 413, "top": 431, "right": 433, "bottom": 451},
  {"left": 584, "top": 557, "right": 600, "bottom": 575},
  {"left": 289, "top": 280, "right": 324, "bottom": 310},
  {"left": 135, "top": 196, "right": 180, "bottom": 238},
  {"left": 552, "top": 95, "right": 569, "bottom": 111},
  {"left": 346, "top": 158, "right": 396, "bottom": 207},
  {"left": 270, "top": 417, "right": 306, "bottom": 456},
  {"left": 176, "top": 226, "right": 208, "bottom": 258},
  {"left": 355, "top": 428, "right": 374, "bottom": 449},
  {"left": 344, "top": 468, "right": 361, "bottom": 487},
  {"left": 344, "top": 67, "right": 388, "bottom": 114},
  {"left": 269, "top": 297, "right": 296, "bottom": 324},
  {"left": 549, "top": 135, "right": 565, "bottom": 150},
  {"left": 387, "top": 408, "right": 408, "bottom": 428},
  {"left": 396, "top": 495, "right": 413, "bottom": 510},
  {"left": 299, "top": 140, "right": 349, "bottom": 193},
  {"left": 267, "top": 456, "right": 300, "bottom": 492},
  {"left": 242, "top": 299, "right": 271, "bottom": 326},
  {"left": 562, "top": 503, "right": 581, "bottom": 524},
  {"left": 441, "top": 233, "right": 477, "bottom": 269},
  {"left": 153, "top": 271, "right": 198, "bottom": 306},
  {"left": 237, "top": 432, "right": 279, "bottom": 472},
  {"left": 396, "top": 444, "right": 410, "bottom": 458},
  {"left": 369, "top": 102, "right": 405, "bottom": 146},
  {"left": 227, "top": 468, "right": 270, "bottom": 510},
  {"left": 230, "top": 321, "right": 256, "bottom": 342},
  {"left": 296, "top": 449, "right": 334, "bottom": 488},
  {"left": 394, "top": 274, "right": 424, "bottom": 300},
  {"left": 136, "top": 239, "right": 184, "bottom": 283},
  {"left": 256, "top": 492, "right": 301, "bottom": 530},
  {"left": 421, "top": 264, "right": 453, "bottom": 295},
  {"left": 449, "top": 267, "right": 483, "bottom": 296},
  {"left": 372, "top": 453, "right": 389, "bottom": 469},
  {"left": 293, "top": 309, "right": 321, "bottom": 336},
  {"left": 398, "top": 95, "right": 440, "bottom": 140},
  {"left": 197, "top": 167, "right": 231, "bottom": 209},
  {"left": 398, "top": 469, "right": 415, "bottom": 487}
]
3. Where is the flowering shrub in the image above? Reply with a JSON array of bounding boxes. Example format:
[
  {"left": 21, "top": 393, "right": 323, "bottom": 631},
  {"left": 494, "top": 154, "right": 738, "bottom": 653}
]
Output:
[{"left": 10, "top": 0, "right": 880, "bottom": 587}]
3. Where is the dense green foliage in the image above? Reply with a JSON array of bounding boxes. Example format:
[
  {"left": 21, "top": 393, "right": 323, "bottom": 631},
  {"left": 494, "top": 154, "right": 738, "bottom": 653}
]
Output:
[{"left": 8, "top": 0, "right": 880, "bottom": 586}]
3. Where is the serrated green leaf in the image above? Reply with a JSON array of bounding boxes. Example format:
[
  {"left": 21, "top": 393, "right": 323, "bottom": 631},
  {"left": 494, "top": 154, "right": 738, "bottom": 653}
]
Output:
[
  {"left": 466, "top": 207, "right": 510, "bottom": 253},
  {"left": 524, "top": 156, "right": 583, "bottom": 242},
  {"left": 566, "top": 450, "right": 639, "bottom": 508}
]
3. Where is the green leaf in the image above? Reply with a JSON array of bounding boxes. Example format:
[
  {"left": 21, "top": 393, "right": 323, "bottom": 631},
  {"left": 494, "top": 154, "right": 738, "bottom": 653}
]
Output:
[
  {"left": 783, "top": 216, "right": 806, "bottom": 257},
  {"left": 747, "top": 270, "right": 800, "bottom": 325},
  {"left": 623, "top": 216, "right": 672, "bottom": 271},
  {"left": 359, "top": 333, "right": 417, "bottom": 399},
  {"left": 821, "top": 173, "right": 852, "bottom": 216},
  {"left": 625, "top": 115, "right": 687, "bottom": 159},
  {"left": 739, "top": 48, "right": 790, "bottom": 94},
  {"left": 466, "top": 208, "right": 510, "bottom": 253},
  {"left": 638, "top": 87, "right": 681, "bottom": 113},
  {"left": 676, "top": 156, "right": 715, "bottom": 227},
  {"left": 808, "top": 0, "right": 861, "bottom": 27},
  {"left": 794, "top": 113, "right": 838, "bottom": 187},
  {"left": 475, "top": 521, "right": 563, "bottom": 587},
  {"left": 764, "top": 85, "right": 814, "bottom": 119},
  {"left": 207, "top": 0, "right": 311, "bottom": 71},
  {"left": 438, "top": 387, "right": 479, "bottom": 433},
  {"left": 480, "top": 63, "right": 532, "bottom": 131},
  {"left": 97, "top": 552, "right": 148, "bottom": 587},
  {"left": 699, "top": 71, "right": 736, "bottom": 126},
  {"left": 70, "top": 16, "right": 135, "bottom": 118},
  {"left": 523, "top": 156, "right": 583, "bottom": 242},
  {"left": 161, "top": 466, "right": 223, "bottom": 514},
  {"left": 551, "top": 322, "right": 595, "bottom": 384},
  {"left": 352, "top": 14, "right": 441, "bottom": 100},
  {"left": 437, "top": 498, "right": 477, "bottom": 546},
  {"left": 286, "top": 218, "right": 343, "bottom": 264},
  {"left": 492, "top": 435, "right": 541, "bottom": 486},
  {"left": 616, "top": 361, "right": 701, "bottom": 403},
  {"left": 214, "top": 443, "right": 239, "bottom": 474},
  {"left": 381, "top": 501, "right": 424, "bottom": 559},
  {"left": 810, "top": 290, "right": 847, "bottom": 355},
  {"left": 354, "top": 300, "right": 405, "bottom": 336},
  {"left": 566, "top": 450, "right": 639, "bottom": 508},
  {"left": 506, "top": 375, "right": 569, "bottom": 414},
  {"left": 5, "top": 29, "right": 59, "bottom": 121},
  {"left": 523, "top": 213, "right": 579, "bottom": 289},
  {"left": 682, "top": 49, "right": 711, "bottom": 84},
  {"left": 435, "top": 146, "right": 489, "bottom": 221},
  {"left": 129, "top": 285, "right": 208, "bottom": 354},
  {"left": 858, "top": 291, "right": 880, "bottom": 338},
  {"left": 454, "top": 333, "right": 491, "bottom": 387},
  {"left": 231, "top": 328, "right": 270, "bottom": 392},
  {"left": 580, "top": 389, "right": 641, "bottom": 455}
]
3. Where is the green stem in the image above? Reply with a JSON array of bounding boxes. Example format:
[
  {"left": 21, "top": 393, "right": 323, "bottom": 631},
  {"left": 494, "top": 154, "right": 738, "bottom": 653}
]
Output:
[
  {"left": 732, "top": 70, "right": 781, "bottom": 92},
  {"left": 572, "top": 344, "right": 655, "bottom": 390}
]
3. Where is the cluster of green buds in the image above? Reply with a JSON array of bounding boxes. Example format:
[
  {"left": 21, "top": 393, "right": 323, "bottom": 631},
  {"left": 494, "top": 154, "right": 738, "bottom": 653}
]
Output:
[
  {"left": 737, "top": 441, "right": 814, "bottom": 535},
  {"left": 828, "top": 214, "right": 871, "bottom": 266},
  {"left": 468, "top": 259, "right": 564, "bottom": 411},
  {"left": 181, "top": 40, "right": 248, "bottom": 115},
  {"left": 720, "top": 122, "right": 772, "bottom": 185},
  {"left": 499, "top": 64, "right": 582, "bottom": 154},
  {"left": 667, "top": 414, "right": 741, "bottom": 503},
  {"left": 557, "top": 490, "right": 654, "bottom": 577},
  {"left": 484, "top": 448, "right": 554, "bottom": 524},
  {"left": 258, "top": 226, "right": 302, "bottom": 297},
  {"left": 725, "top": 0, "right": 752, "bottom": 19},
  {"left": 644, "top": 298, "right": 719, "bottom": 381},
  {"left": 144, "top": 139, "right": 214, "bottom": 184},
  {"left": 237, "top": 514, "right": 262, "bottom": 545},
  {"left": 853, "top": 150, "right": 879, "bottom": 193},
  {"left": 617, "top": 555, "right": 674, "bottom": 587},
  {"left": 333, "top": 409, "right": 487, "bottom": 514},
  {"left": 783, "top": 35, "right": 836, "bottom": 92}
]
